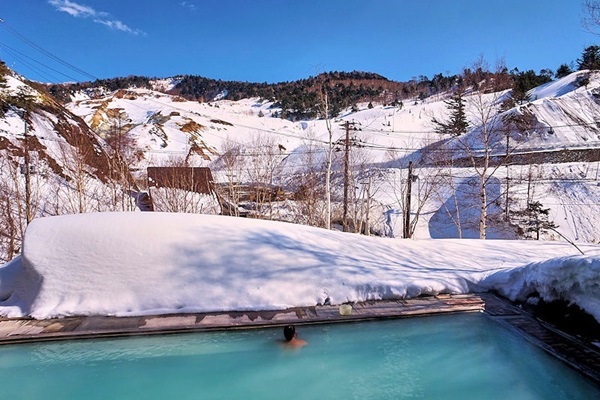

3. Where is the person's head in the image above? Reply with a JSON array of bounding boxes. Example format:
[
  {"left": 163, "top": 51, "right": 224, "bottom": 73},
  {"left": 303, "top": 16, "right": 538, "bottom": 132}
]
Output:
[{"left": 283, "top": 325, "right": 296, "bottom": 341}]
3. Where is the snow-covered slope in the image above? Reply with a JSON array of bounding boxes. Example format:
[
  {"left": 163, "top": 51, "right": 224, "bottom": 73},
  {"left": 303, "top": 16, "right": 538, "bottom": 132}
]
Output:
[
  {"left": 0, "top": 78, "right": 119, "bottom": 197},
  {"left": 0, "top": 212, "right": 598, "bottom": 321},
  {"left": 66, "top": 90, "right": 308, "bottom": 170},
  {"left": 58, "top": 72, "right": 600, "bottom": 242},
  {"left": 64, "top": 71, "right": 600, "bottom": 167},
  {"left": 3, "top": 68, "right": 600, "bottom": 257},
  {"left": 516, "top": 70, "right": 600, "bottom": 150}
]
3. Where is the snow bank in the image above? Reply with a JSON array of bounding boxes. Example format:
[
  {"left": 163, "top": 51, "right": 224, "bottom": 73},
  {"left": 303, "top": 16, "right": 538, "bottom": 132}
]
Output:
[
  {"left": 0, "top": 212, "right": 598, "bottom": 320},
  {"left": 482, "top": 256, "right": 600, "bottom": 323}
]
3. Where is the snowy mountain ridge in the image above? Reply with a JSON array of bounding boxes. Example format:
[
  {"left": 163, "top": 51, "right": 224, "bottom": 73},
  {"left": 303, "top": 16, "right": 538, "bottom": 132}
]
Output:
[{"left": 62, "top": 70, "right": 600, "bottom": 167}]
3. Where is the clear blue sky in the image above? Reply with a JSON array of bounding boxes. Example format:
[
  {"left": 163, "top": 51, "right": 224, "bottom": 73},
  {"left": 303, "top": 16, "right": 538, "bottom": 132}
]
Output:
[{"left": 0, "top": 0, "right": 596, "bottom": 83}]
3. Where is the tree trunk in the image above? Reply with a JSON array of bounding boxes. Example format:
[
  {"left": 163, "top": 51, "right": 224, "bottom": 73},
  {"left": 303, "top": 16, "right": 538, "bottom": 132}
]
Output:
[{"left": 479, "top": 177, "right": 487, "bottom": 239}]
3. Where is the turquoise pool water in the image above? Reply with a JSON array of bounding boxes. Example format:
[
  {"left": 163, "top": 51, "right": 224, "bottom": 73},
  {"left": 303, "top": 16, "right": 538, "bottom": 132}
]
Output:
[{"left": 0, "top": 313, "right": 597, "bottom": 399}]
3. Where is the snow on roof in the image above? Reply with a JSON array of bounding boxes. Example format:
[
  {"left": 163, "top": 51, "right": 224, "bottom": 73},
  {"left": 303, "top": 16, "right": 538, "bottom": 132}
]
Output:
[{"left": 0, "top": 212, "right": 599, "bottom": 322}]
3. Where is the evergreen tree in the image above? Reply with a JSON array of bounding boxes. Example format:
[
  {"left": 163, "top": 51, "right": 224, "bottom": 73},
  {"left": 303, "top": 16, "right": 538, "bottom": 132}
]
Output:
[
  {"left": 0, "top": 61, "right": 7, "bottom": 88},
  {"left": 0, "top": 61, "right": 8, "bottom": 116},
  {"left": 555, "top": 64, "right": 572, "bottom": 79},
  {"left": 523, "top": 201, "right": 558, "bottom": 240},
  {"left": 510, "top": 69, "right": 552, "bottom": 104},
  {"left": 577, "top": 45, "right": 600, "bottom": 70},
  {"left": 432, "top": 90, "right": 469, "bottom": 136}
]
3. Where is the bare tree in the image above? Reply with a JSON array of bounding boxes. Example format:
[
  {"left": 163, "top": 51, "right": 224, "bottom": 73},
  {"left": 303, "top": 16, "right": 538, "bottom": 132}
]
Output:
[
  {"left": 425, "top": 142, "right": 465, "bottom": 238},
  {"left": 293, "top": 129, "right": 327, "bottom": 227},
  {"left": 218, "top": 137, "right": 244, "bottom": 217},
  {"left": 455, "top": 91, "right": 531, "bottom": 238},
  {"left": 455, "top": 90, "right": 506, "bottom": 239},
  {"left": 0, "top": 153, "right": 23, "bottom": 262},
  {"left": 245, "top": 133, "right": 281, "bottom": 219},
  {"left": 409, "top": 165, "right": 445, "bottom": 238},
  {"left": 56, "top": 137, "right": 99, "bottom": 214},
  {"left": 317, "top": 83, "right": 335, "bottom": 229},
  {"left": 0, "top": 148, "right": 45, "bottom": 261},
  {"left": 583, "top": 1, "right": 600, "bottom": 35},
  {"left": 105, "top": 110, "right": 137, "bottom": 211},
  {"left": 351, "top": 168, "right": 385, "bottom": 236}
]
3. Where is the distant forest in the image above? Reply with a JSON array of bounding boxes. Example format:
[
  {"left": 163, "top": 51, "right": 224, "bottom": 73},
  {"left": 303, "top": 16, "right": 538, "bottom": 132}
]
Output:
[{"left": 45, "top": 52, "right": 590, "bottom": 120}]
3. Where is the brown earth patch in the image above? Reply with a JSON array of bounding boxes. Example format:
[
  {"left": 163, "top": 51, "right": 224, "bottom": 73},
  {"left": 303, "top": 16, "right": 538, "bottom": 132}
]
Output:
[
  {"left": 180, "top": 120, "right": 205, "bottom": 133},
  {"left": 114, "top": 90, "right": 138, "bottom": 100},
  {"left": 210, "top": 118, "right": 233, "bottom": 126}
]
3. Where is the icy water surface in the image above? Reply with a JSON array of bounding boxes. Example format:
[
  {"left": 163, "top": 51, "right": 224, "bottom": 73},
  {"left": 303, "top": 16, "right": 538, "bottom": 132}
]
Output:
[{"left": 0, "top": 313, "right": 598, "bottom": 399}]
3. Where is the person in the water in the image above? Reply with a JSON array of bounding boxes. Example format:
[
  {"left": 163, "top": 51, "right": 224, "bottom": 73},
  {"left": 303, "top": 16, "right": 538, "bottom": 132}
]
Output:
[{"left": 281, "top": 325, "right": 307, "bottom": 348}]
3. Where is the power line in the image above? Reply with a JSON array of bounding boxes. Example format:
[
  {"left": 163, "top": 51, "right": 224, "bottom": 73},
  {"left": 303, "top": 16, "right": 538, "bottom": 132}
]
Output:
[
  {"left": 0, "top": 40, "right": 81, "bottom": 82},
  {"left": 0, "top": 47, "right": 59, "bottom": 83},
  {"left": 0, "top": 18, "right": 98, "bottom": 81}
]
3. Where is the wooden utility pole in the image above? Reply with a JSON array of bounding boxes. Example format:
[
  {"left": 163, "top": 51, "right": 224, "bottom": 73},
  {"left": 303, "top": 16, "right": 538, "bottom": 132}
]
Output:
[
  {"left": 23, "top": 118, "right": 32, "bottom": 225},
  {"left": 403, "top": 161, "right": 413, "bottom": 238},
  {"left": 365, "top": 174, "right": 371, "bottom": 236},
  {"left": 505, "top": 133, "right": 510, "bottom": 220},
  {"left": 342, "top": 121, "right": 351, "bottom": 232}
]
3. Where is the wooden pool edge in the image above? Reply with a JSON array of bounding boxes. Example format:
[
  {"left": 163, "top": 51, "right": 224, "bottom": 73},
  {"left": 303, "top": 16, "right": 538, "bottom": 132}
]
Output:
[
  {"left": 0, "top": 293, "right": 599, "bottom": 386},
  {"left": 481, "top": 292, "right": 600, "bottom": 386},
  {"left": 0, "top": 294, "right": 484, "bottom": 344}
]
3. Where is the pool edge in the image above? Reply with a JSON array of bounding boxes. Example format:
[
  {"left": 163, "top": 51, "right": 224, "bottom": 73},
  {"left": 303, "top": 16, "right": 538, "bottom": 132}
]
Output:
[{"left": 1, "top": 293, "right": 599, "bottom": 387}]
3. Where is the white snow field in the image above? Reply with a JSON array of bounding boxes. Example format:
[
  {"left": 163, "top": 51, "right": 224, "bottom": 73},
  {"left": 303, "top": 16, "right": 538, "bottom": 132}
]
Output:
[{"left": 0, "top": 212, "right": 598, "bottom": 323}]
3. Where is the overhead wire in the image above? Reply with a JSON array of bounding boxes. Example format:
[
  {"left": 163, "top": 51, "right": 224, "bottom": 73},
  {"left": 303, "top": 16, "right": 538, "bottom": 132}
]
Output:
[
  {"left": 0, "top": 46, "right": 59, "bottom": 83},
  {"left": 0, "top": 40, "right": 81, "bottom": 82},
  {"left": 0, "top": 18, "right": 99, "bottom": 81},
  {"left": 2, "top": 14, "right": 599, "bottom": 151}
]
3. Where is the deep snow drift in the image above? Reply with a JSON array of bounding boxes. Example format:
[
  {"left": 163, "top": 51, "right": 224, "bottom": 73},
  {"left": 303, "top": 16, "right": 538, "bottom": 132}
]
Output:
[{"left": 0, "top": 213, "right": 598, "bottom": 322}]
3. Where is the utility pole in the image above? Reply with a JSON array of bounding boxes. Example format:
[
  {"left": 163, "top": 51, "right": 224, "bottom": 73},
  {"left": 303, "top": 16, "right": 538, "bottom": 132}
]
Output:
[
  {"left": 341, "top": 120, "right": 358, "bottom": 232},
  {"left": 365, "top": 174, "right": 371, "bottom": 236},
  {"left": 342, "top": 121, "right": 351, "bottom": 232},
  {"left": 505, "top": 133, "right": 510, "bottom": 220},
  {"left": 404, "top": 161, "right": 414, "bottom": 239},
  {"left": 596, "top": 160, "right": 599, "bottom": 181},
  {"left": 23, "top": 117, "right": 32, "bottom": 225}
]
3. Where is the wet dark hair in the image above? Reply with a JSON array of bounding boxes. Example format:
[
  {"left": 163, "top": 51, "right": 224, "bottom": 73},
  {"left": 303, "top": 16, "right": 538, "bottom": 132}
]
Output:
[{"left": 283, "top": 325, "right": 296, "bottom": 341}]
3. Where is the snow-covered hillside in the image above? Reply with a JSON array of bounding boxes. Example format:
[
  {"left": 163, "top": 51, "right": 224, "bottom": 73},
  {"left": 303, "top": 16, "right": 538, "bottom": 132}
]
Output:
[
  {"left": 65, "top": 71, "right": 600, "bottom": 166},
  {"left": 0, "top": 75, "right": 117, "bottom": 188},
  {"left": 2, "top": 68, "right": 600, "bottom": 262},
  {"left": 0, "top": 72, "right": 136, "bottom": 261},
  {"left": 61, "top": 71, "right": 600, "bottom": 242},
  {"left": 511, "top": 70, "right": 600, "bottom": 150}
]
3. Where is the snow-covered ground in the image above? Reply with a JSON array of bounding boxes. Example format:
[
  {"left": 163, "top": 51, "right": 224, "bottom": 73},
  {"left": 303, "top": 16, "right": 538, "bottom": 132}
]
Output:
[
  {"left": 0, "top": 212, "right": 598, "bottom": 323},
  {"left": 2, "top": 70, "right": 600, "bottom": 323},
  {"left": 3, "top": 69, "right": 600, "bottom": 245},
  {"left": 58, "top": 70, "right": 600, "bottom": 242}
]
